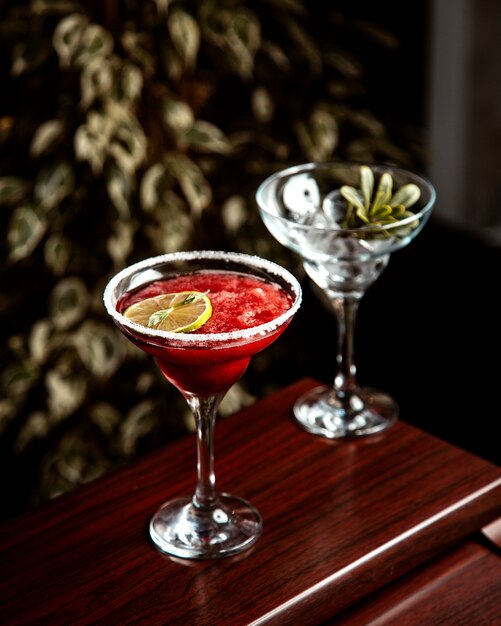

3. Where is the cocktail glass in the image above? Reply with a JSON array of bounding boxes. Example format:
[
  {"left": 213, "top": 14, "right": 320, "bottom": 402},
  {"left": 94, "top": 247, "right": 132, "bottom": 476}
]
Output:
[
  {"left": 256, "top": 161, "right": 436, "bottom": 439},
  {"left": 103, "top": 250, "right": 301, "bottom": 559}
]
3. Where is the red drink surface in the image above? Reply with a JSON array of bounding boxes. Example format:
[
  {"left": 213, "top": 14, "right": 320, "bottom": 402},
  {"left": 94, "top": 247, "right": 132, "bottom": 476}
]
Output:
[
  {"left": 118, "top": 271, "right": 292, "bottom": 334},
  {"left": 117, "top": 270, "right": 294, "bottom": 396}
]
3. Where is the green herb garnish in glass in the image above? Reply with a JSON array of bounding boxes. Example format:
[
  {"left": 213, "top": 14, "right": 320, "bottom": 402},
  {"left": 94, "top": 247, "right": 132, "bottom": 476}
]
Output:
[{"left": 339, "top": 165, "right": 421, "bottom": 235}]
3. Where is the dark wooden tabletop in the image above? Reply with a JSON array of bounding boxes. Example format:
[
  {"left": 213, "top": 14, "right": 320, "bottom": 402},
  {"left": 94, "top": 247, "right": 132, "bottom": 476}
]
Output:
[
  {"left": 1, "top": 378, "right": 500, "bottom": 626},
  {"left": 325, "top": 529, "right": 501, "bottom": 625}
]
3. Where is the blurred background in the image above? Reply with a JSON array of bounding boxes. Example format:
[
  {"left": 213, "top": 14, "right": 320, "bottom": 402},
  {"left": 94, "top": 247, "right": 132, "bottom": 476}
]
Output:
[{"left": 1, "top": 0, "right": 500, "bottom": 523}]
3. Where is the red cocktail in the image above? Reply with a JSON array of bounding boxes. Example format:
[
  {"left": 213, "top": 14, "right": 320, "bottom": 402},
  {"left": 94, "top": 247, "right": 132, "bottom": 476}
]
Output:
[
  {"left": 116, "top": 270, "right": 294, "bottom": 396},
  {"left": 104, "top": 251, "right": 301, "bottom": 559}
]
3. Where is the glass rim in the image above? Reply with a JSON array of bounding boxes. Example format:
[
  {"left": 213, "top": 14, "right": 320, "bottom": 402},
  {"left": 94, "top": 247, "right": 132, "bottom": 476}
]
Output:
[
  {"left": 255, "top": 159, "right": 436, "bottom": 233},
  {"left": 103, "top": 250, "right": 302, "bottom": 345}
]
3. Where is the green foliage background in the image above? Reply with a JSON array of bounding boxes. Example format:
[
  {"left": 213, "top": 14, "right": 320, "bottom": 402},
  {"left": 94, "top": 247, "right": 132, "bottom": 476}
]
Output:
[{"left": 0, "top": 0, "right": 425, "bottom": 520}]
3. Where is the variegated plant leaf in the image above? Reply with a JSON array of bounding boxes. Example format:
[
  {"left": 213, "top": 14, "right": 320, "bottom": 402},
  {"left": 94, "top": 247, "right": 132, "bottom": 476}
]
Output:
[
  {"left": 73, "top": 320, "right": 126, "bottom": 377},
  {"left": 161, "top": 97, "right": 194, "bottom": 133},
  {"left": 74, "top": 110, "right": 113, "bottom": 173},
  {"left": 228, "top": 8, "right": 261, "bottom": 74},
  {"left": 1, "top": 362, "right": 40, "bottom": 398},
  {"left": 0, "top": 176, "right": 30, "bottom": 205},
  {"left": 121, "top": 31, "right": 156, "bottom": 75},
  {"left": 296, "top": 109, "right": 337, "bottom": 162},
  {"left": 8, "top": 205, "right": 47, "bottom": 262},
  {"left": 226, "top": 39, "right": 255, "bottom": 78},
  {"left": 118, "top": 63, "right": 143, "bottom": 104},
  {"left": 168, "top": 8, "right": 200, "bottom": 69},
  {"left": 80, "top": 57, "right": 114, "bottom": 108},
  {"left": 140, "top": 162, "right": 168, "bottom": 212},
  {"left": 73, "top": 23, "right": 114, "bottom": 68},
  {"left": 165, "top": 154, "right": 211, "bottom": 216},
  {"left": 30, "top": 120, "right": 64, "bottom": 158},
  {"left": 201, "top": 6, "right": 260, "bottom": 78},
  {"left": 159, "top": 41, "right": 184, "bottom": 81},
  {"left": 89, "top": 402, "right": 122, "bottom": 436},
  {"left": 41, "top": 428, "right": 110, "bottom": 497},
  {"left": 260, "top": 41, "right": 290, "bottom": 71},
  {"left": 14, "top": 412, "right": 50, "bottom": 453},
  {"left": 302, "top": 108, "right": 338, "bottom": 161},
  {"left": 145, "top": 198, "right": 193, "bottom": 252},
  {"left": 52, "top": 13, "right": 89, "bottom": 68},
  {"left": 119, "top": 399, "right": 159, "bottom": 456},
  {"left": 252, "top": 87, "right": 274, "bottom": 123},
  {"left": 49, "top": 277, "right": 89, "bottom": 330},
  {"left": 73, "top": 125, "right": 102, "bottom": 171},
  {"left": 106, "top": 163, "right": 132, "bottom": 218},
  {"left": 222, "top": 195, "right": 247, "bottom": 234},
  {"left": 44, "top": 234, "right": 72, "bottom": 275},
  {"left": 45, "top": 360, "right": 87, "bottom": 420},
  {"left": 106, "top": 219, "right": 136, "bottom": 266},
  {"left": 109, "top": 139, "right": 141, "bottom": 174},
  {"left": 108, "top": 103, "right": 147, "bottom": 170},
  {"left": 0, "top": 400, "right": 17, "bottom": 435},
  {"left": 34, "top": 161, "right": 75, "bottom": 210},
  {"left": 29, "top": 319, "right": 59, "bottom": 364},
  {"left": 185, "top": 120, "right": 230, "bottom": 154}
]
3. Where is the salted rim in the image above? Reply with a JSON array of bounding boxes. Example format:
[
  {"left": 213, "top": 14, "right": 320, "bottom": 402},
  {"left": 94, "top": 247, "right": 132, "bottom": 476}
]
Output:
[
  {"left": 255, "top": 160, "right": 436, "bottom": 233},
  {"left": 103, "top": 250, "right": 302, "bottom": 345}
]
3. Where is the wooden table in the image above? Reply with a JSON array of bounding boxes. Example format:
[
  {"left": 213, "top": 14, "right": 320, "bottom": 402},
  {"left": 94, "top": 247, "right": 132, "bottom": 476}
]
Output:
[{"left": 1, "top": 378, "right": 500, "bottom": 625}]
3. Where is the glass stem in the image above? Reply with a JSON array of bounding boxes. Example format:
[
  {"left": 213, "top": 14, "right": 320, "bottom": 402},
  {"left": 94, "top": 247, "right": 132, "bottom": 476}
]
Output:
[
  {"left": 185, "top": 393, "right": 223, "bottom": 512},
  {"left": 331, "top": 296, "right": 360, "bottom": 395}
]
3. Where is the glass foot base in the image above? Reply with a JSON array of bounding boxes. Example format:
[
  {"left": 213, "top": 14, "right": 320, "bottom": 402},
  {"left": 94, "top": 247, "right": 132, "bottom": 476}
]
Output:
[
  {"left": 294, "top": 385, "right": 398, "bottom": 439},
  {"left": 149, "top": 493, "right": 262, "bottom": 560}
]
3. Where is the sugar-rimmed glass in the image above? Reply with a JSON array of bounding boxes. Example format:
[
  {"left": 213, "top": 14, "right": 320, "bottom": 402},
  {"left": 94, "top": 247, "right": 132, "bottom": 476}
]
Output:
[{"left": 104, "top": 250, "right": 301, "bottom": 559}]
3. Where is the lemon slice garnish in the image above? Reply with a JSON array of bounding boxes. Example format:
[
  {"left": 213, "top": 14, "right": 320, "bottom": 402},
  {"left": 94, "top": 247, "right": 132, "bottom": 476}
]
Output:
[{"left": 124, "top": 291, "right": 212, "bottom": 333}]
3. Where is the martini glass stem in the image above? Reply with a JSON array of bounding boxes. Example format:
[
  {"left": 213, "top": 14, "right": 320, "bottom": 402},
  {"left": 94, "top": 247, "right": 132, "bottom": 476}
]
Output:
[
  {"left": 332, "top": 296, "right": 360, "bottom": 395},
  {"left": 185, "top": 393, "right": 223, "bottom": 511}
]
